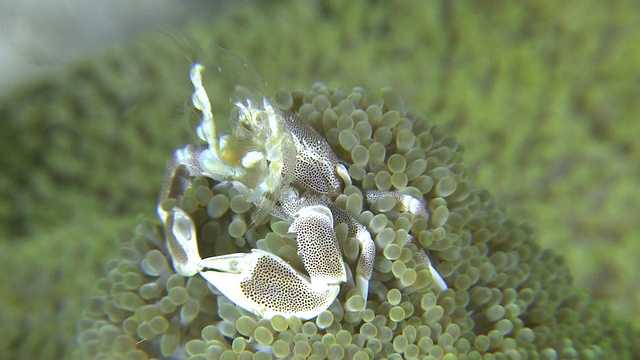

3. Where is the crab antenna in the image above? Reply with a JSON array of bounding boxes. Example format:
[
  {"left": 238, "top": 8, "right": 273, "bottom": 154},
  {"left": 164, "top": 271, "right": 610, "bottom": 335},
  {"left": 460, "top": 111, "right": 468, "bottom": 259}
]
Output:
[{"left": 190, "top": 63, "right": 220, "bottom": 155}]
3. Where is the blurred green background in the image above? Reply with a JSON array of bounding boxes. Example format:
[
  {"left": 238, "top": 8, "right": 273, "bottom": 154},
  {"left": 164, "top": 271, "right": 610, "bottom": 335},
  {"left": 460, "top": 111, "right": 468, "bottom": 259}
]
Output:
[{"left": 1, "top": 0, "right": 638, "bottom": 358}]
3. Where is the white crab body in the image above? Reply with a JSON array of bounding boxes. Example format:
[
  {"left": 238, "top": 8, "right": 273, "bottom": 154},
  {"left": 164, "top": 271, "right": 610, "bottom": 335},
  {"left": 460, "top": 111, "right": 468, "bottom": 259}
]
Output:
[{"left": 157, "top": 63, "right": 447, "bottom": 320}]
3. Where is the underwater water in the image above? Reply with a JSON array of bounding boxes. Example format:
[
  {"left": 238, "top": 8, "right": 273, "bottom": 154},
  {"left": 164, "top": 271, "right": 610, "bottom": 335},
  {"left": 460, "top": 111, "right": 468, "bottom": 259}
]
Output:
[{"left": 1, "top": 1, "right": 639, "bottom": 358}]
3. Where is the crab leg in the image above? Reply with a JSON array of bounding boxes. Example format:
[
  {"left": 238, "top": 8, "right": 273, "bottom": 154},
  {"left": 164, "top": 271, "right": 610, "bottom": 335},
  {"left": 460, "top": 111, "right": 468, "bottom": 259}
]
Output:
[
  {"left": 365, "top": 190, "right": 448, "bottom": 292},
  {"left": 327, "top": 203, "right": 376, "bottom": 301},
  {"left": 365, "top": 190, "right": 428, "bottom": 218}
]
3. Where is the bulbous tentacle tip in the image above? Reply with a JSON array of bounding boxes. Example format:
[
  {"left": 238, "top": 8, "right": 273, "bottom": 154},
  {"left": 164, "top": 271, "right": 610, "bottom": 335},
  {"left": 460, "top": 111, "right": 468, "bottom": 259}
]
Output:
[{"left": 198, "top": 249, "right": 339, "bottom": 320}]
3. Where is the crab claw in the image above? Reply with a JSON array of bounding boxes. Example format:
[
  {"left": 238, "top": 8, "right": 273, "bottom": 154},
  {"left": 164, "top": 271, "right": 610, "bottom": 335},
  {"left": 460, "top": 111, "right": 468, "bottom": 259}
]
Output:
[
  {"left": 161, "top": 207, "right": 201, "bottom": 277},
  {"left": 288, "top": 204, "right": 347, "bottom": 286},
  {"left": 157, "top": 161, "right": 202, "bottom": 277},
  {"left": 198, "top": 249, "right": 339, "bottom": 320}
]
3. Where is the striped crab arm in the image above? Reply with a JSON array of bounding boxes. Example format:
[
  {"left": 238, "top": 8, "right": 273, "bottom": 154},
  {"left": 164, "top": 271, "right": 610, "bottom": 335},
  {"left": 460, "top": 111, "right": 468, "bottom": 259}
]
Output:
[{"left": 198, "top": 249, "right": 339, "bottom": 320}]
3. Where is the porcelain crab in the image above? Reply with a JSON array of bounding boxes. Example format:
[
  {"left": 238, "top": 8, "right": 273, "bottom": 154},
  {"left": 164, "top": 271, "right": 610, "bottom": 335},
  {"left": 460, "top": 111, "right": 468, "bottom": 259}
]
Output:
[{"left": 156, "top": 63, "right": 447, "bottom": 320}]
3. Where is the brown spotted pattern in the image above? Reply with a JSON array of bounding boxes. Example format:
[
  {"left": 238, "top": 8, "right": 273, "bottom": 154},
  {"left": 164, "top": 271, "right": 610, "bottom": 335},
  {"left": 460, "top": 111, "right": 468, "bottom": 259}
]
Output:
[
  {"left": 289, "top": 205, "right": 346, "bottom": 284},
  {"left": 282, "top": 111, "right": 342, "bottom": 195},
  {"left": 239, "top": 254, "right": 335, "bottom": 313}
]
